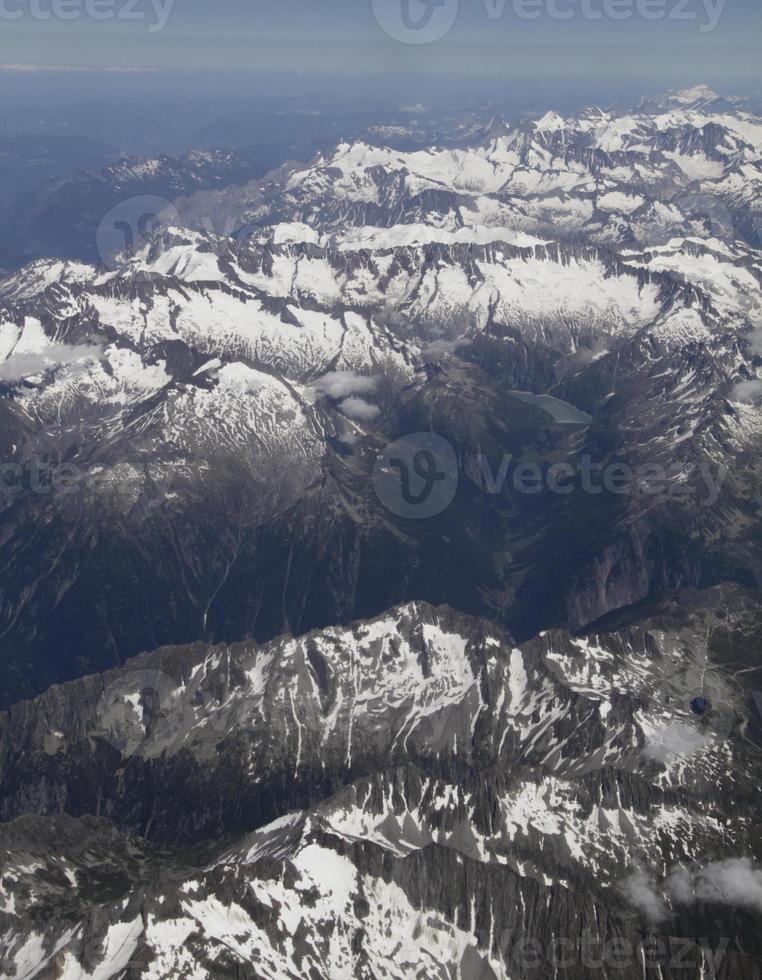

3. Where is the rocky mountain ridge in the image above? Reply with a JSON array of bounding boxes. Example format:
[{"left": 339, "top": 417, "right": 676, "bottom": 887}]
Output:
[{"left": 1, "top": 592, "right": 761, "bottom": 978}]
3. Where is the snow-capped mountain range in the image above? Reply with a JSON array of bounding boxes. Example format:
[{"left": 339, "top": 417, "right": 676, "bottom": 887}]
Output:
[
  {"left": 1, "top": 591, "right": 761, "bottom": 978},
  {"left": 175, "top": 85, "right": 762, "bottom": 250},
  {"left": 1, "top": 87, "right": 762, "bottom": 978}
]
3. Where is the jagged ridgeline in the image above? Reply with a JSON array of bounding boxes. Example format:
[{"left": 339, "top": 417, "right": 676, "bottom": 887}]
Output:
[{"left": 1, "top": 593, "right": 761, "bottom": 976}]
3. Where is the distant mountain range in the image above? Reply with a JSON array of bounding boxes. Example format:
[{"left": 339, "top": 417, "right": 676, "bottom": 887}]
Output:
[
  {"left": 0, "top": 103, "right": 486, "bottom": 276},
  {"left": 0, "top": 133, "right": 121, "bottom": 201}
]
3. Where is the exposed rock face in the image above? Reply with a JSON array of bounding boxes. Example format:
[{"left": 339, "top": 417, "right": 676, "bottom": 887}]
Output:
[{"left": 1, "top": 594, "right": 761, "bottom": 977}]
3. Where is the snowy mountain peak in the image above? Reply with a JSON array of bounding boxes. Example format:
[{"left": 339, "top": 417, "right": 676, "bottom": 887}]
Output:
[
  {"left": 671, "top": 84, "right": 720, "bottom": 106},
  {"left": 533, "top": 109, "right": 566, "bottom": 132}
]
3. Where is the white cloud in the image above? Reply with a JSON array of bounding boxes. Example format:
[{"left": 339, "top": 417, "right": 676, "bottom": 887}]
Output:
[
  {"left": 669, "top": 859, "right": 762, "bottom": 913},
  {"left": 642, "top": 721, "right": 708, "bottom": 764},
  {"left": 623, "top": 859, "right": 762, "bottom": 920},
  {"left": 340, "top": 397, "right": 381, "bottom": 421},
  {"left": 620, "top": 871, "right": 669, "bottom": 922},
  {"left": 730, "top": 379, "right": 762, "bottom": 405},
  {"left": 0, "top": 64, "right": 157, "bottom": 73},
  {"left": 310, "top": 371, "right": 378, "bottom": 400},
  {"left": 664, "top": 866, "right": 695, "bottom": 904},
  {"left": 0, "top": 344, "right": 101, "bottom": 383},
  {"left": 421, "top": 338, "right": 471, "bottom": 362},
  {"left": 749, "top": 326, "right": 762, "bottom": 356}
]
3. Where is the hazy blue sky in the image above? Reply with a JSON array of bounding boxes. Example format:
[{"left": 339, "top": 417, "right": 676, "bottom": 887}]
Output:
[{"left": 0, "top": 0, "right": 759, "bottom": 83}]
